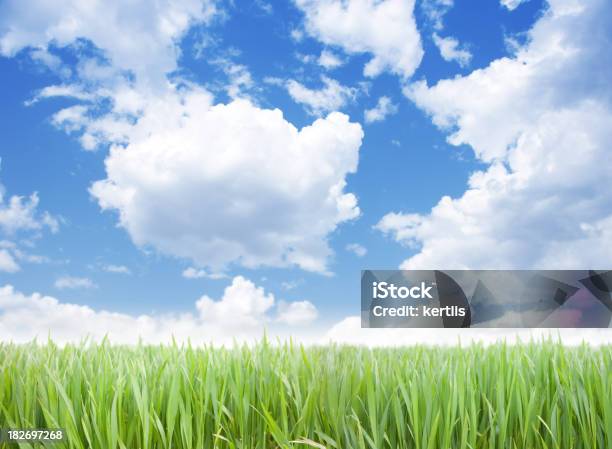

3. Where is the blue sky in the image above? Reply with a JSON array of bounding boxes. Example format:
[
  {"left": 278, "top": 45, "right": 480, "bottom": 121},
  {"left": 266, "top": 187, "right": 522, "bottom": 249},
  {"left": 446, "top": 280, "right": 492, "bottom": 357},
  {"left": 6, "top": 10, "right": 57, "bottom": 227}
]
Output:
[{"left": 0, "top": 0, "right": 610, "bottom": 344}]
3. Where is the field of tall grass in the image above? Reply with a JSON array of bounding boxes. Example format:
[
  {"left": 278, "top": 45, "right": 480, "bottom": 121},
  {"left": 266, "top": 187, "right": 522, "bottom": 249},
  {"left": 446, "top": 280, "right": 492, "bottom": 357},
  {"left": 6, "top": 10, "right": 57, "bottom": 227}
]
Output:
[{"left": 0, "top": 340, "right": 610, "bottom": 449}]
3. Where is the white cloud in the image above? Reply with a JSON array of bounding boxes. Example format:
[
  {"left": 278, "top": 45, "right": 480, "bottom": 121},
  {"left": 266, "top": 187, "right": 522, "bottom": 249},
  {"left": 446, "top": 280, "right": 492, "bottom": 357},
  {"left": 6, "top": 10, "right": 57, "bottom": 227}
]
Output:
[
  {"left": 0, "top": 192, "right": 58, "bottom": 235},
  {"left": 345, "top": 243, "right": 367, "bottom": 257},
  {"left": 286, "top": 76, "right": 358, "bottom": 115},
  {"left": 89, "top": 92, "right": 363, "bottom": 274},
  {"left": 296, "top": 53, "right": 316, "bottom": 65},
  {"left": 3, "top": 0, "right": 364, "bottom": 276},
  {"left": 182, "top": 267, "right": 227, "bottom": 280},
  {"left": 0, "top": 250, "right": 20, "bottom": 273},
  {"left": 9, "top": 247, "right": 49, "bottom": 264},
  {"left": 382, "top": 0, "right": 612, "bottom": 270},
  {"left": 50, "top": 105, "right": 90, "bottom": 133},
  {"left": 432, "top": 33, "right": 472, "bottom": 67},
  {"left": 364, "top": 96, "right": 398, "bottom": 123},
  {"left": 405, "top": 0, "right": 607, "bottom": 163},
  {"left": 102, "top": 264, "right": 131, "bottom": 275},
  {"left": 297, "top": 50, "right": 345, "bottom": 70},
  {"left": 0, "top": 278, "right": 319, "bottom": 344},
  {"left": 0, "top": 168, "right": 59, "bottom": 243},
  {"left": 29, "top": 47, "right": 71, "bottom": 77},
  {"left": 276, "top": 300, "right": 318, "bottom": 325},
  {"left": 0, "top": 173, "right": 58, "bottom": 267},
  {"left": 421, "top": 0, "right": 454, "bottom": 30},
  {"left": 500, "top": 0, "right": 530, "bottom": 11},
  {"left": 0, "top": 0, "right": 219, "bottom": 85},
  {"left": 318, "top": 49, "right": 344, "bottom": 69},
  {"left": 0, "top": 280, "right": 607, "bottom": 346},
  {"left": 54, "top": 276, "right": 96, "bottom": 290},
  {"left": 294, "top": 0, "right": 423, "bottom": 78},
  {"left": 50, "top": 98, "right": 139, "bottom": 152},
  {"left": 324, "top": 316, "right": 612, "bottom": 346},
  {"left": 196, "top": 276, "right": 274, "bottom": 328},
  {"left": 26, "top": 85, "right": 94, "bottom": 106},
  {"left": 211, "top": 58, "right": 255, "bottom": 99}
]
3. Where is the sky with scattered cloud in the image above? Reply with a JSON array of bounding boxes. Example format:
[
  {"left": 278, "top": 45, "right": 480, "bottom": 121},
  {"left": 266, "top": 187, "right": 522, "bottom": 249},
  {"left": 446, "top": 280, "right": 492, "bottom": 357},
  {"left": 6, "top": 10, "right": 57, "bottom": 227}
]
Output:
[{"left": 0, "top": 0, "right": 610, "bottom": 345}]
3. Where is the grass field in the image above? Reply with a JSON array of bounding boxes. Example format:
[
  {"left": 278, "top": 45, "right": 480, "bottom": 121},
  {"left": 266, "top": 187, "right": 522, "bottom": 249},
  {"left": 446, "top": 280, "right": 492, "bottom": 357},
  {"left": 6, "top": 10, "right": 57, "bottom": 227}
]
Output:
[{"left": 0, "top": 340, "right": 610, "bottom": 449}]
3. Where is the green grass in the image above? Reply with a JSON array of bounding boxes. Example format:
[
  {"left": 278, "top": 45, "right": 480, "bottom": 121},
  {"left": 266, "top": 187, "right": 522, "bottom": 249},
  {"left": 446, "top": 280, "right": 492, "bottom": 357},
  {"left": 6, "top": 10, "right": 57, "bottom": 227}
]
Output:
[{"left": 0, "top": 340, "right": 610, "bottom": 449}]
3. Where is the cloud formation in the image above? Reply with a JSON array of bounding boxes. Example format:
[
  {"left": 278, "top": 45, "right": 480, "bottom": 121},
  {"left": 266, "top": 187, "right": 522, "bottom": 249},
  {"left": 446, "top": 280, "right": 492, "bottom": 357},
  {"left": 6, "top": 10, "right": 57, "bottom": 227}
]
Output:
[
  {"left": 286, "top": 76, "right": 358, "bottom": 115},
  {"left": 276, "top": 300, "right": 319, "bottom": 325},
  {"left": 0, "top": 175, "right": 58, "bottom": 273},
  {"left": 1, "top": 0, "right": 365, "bottom": 276},
  {"left": 0, "top": 0, "right": 219, "bottom": 84},
  {"left": 380, "top": 0, "right": 612, "bottom": 270},
  {"left": 364, "top": 96, "right": 398, "bottom": 123},
  {"left": 0, "top": 278, "right": 318, "bottom": 344},
  {"left": 90, "top": 93, "right": 363, "bottom": 273},
  {"left": 0, "top": 191, "right": 58, "bottom": 235},
  {"left": 317, "top": 49, "right": 344, "bottom": 70},
  {"left": 432, "top": 33, "right": 472, "bottom": 67},
  {"left": 421, "top": 0, "right": 454, "bottom": 30},
  {"left": 0, "top": 279, "right": 609, "bottom": 346},
  {"left": 294, "top": 0, "right": 423, "bottom": 78}
]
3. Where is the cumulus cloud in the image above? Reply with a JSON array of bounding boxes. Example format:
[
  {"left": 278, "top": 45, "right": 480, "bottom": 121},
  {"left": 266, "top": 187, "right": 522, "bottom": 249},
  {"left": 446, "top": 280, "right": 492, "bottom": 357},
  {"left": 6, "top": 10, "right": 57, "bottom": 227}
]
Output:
[
  {"left": 89, "top": 92, "right": 363, "bottom": 273},
  {"left": 294, "top": 0, "right": 423, "bottom": 78},
  {"left": 286, "top": 76, "right": 358, "bottom": 115},
  {"left": 0, "top": 0, "right": 219, "bottom": 85},
  {"left": 2, "top": 279, "right": 609, "bottom": 345},
  {"left": 54, "top": 276, "right": 96, "bottom": 290},
  {"left": 432, "top": 33, "right": 472, "bottom": 67},
  {"left": 0, "top": 280, "right": 608, "bottom": 346},
  {"left": 380, "top": 0, "right": 612, "bottom": 270},
  {"left": 0, "top": 278, "right": 319, "bottom": 344},
  {"left": 196, "top": 276, "right": 274, "bottom": 328},
  {"left": 364, "top": 96, "right": 398, "bottom": 123},
  {"left": 276, "top": 300, "right": 318, "bottom": 325},
  {"left": 1, "top": 0, "right": 365, "bottom": 276},
  {"left": 345, "top": 243, "right": 367, "bottom": 257}
]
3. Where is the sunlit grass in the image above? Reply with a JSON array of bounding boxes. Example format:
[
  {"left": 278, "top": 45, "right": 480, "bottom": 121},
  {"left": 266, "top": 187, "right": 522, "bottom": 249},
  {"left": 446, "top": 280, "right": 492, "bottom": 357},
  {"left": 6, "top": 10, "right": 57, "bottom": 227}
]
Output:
[{"left": 0, "top": 339, "right": 610, "bottom": 449}]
